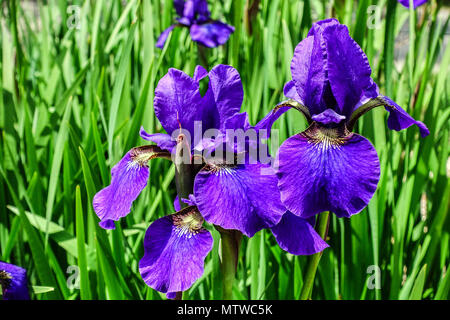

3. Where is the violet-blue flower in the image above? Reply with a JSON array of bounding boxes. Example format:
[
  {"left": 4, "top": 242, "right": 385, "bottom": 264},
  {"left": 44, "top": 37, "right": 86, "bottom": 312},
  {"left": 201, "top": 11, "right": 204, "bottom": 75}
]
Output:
[
  {"left": 94, "top": 64, "right": 328, "bottom": 297},
  {"left": 156, "top": 0, "right": 234, "bottom": 49},
  {"left": 0, "top": 261, "right": 30, "bottom": 300},
  {"left": 398, "top": 0, "right": 428, "bottom": 8},
  {"left": 275, "top": 18, "right": 429, "bottom": 220}
]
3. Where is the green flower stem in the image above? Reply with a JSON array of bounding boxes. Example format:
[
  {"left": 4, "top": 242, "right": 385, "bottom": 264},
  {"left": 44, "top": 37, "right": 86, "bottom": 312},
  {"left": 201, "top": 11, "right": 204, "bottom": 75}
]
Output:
[
  {"left": 299, "top": 211, "right": 331, "bottom": 300},
  {"left": 216, "top": 226, "right": 242, "bottom": 300}
]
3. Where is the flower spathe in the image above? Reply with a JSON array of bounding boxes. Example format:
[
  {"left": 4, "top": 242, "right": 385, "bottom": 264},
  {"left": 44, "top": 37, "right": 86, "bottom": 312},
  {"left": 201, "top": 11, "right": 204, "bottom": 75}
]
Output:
[
  {"left": 276, "top": 18, "right": 429, "bottom": 219},
  {"left": 0, "top": 261, "right": 30, "bottom": 300},
  {"left": 156, "top": 0, "right": 234, "bottom": 49}
]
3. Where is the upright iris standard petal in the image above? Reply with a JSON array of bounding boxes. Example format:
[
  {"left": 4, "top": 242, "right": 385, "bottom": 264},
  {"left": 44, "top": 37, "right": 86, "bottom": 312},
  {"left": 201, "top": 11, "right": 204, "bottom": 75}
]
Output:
[
  {"left": 156, "top": 25, "right": 176, "bottom": 49},
  {"left": 193, "top": 65, "right": 209, "bottom": 83},
  {"left": 173, "top": 0, "right": 186, "bottom": 17},
  {"left": 183, "top": 0, "right": 210, "bottom": 24},
  {"left": 154, "top": 68, "right": 205, "bottom": 138},
  {"left": 194, "top": 163, "right": 285, "bottom": 237},
  {"left": 398, "top": 0, "right": 428, "bottom": 8},
  {"left": 290, "top": 35, "right": 334, "bottom": 115},
  {"left": 382, "top": 96, "right": 430, "bottom": 138},
  {"left": 0, "top": 261, "right": 30, "bottom": 300},
  {"left": 153, "top": 65, "right": 245, "bottom": 146},
  {"left": 271, "top": 212, "right": 329, "bottom": 255},
  {"left": 190, "top": 21, "right": 235, "bottom": 48},
  {"left": 207, "top": 64, "right": 243, "bottom": 122},
  {"left": 323, "top": 22, "right": 378, "bottom": 118},
  {"left": 283, "top": 80, "right": 301, "bottom": 102},
  {"left": 276, "top": 126, "right": 380, "bottom": 219},
  {"left": 201, "top": 64, "right": 244, "bottom": 131},
  {"left": 139, "top": 206, "right": 213, "bottom": 296},
  {"left": 93, "top": 146, "right": 169, "bottom": 229}
]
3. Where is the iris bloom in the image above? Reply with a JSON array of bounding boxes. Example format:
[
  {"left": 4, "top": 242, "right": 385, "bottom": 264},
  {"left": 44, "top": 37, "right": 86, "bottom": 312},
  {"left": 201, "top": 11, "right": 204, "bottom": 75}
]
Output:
[
  {"left": 94, "top": 64, "right": 327, "bottom": 297},
  {"left": 275, "top": 18, "right": 429, "bottom": 220},
  {"left": 0, "top": 261, "right": 30, "bottom": 300},
  {"left": 156, "top": 0, "right": 234, "bottom": 49},
  {"left": 398, "top": 0, "right": 428, "bottom": 8}
]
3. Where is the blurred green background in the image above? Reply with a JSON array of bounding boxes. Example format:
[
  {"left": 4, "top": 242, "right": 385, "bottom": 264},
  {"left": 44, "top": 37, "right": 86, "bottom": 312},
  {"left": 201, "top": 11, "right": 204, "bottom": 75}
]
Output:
[{"left": 0, "top": 0, "right": 448, "bottom": 300}]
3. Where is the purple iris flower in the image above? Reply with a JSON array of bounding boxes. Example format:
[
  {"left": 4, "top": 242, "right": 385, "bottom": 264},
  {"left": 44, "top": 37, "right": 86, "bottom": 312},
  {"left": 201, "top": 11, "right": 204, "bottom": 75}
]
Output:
[
  {"left": 276, "top": 18, "right": 429, "bottom": 220},
  {"left": 156, "top": 0, "right": 234, "bottom": 49},
  {"left": 94, "top": 64, "right": 327, "bottom": 297},
  {"left": 398, "top": 0, "right": 428, "bottom": 8},
  {"left": 0, "top": 261, "right": 30, "bottom": 300}
]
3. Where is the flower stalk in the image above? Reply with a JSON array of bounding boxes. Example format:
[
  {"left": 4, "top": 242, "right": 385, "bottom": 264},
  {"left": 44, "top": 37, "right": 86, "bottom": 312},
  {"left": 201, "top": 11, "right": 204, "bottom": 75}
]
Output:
[
  {"left": 216, "top": 226, "right": 242, "bottom": 300},
  {"left": 299, "top": 211, "right": 330, "bottom": 300}
]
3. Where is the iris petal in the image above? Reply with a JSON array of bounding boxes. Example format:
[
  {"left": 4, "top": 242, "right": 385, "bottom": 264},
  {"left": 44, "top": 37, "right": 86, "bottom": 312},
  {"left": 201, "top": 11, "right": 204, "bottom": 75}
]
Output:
[
  {"left": 383, "top": 96, "right": 430, "bottom": 137},
  {"left": 194, "top": 163, "right": 285, "bottom": 237},
  {"left": 139, "top": 206, "right": 213, "bottom": 296},
  {"left": 323, "top": 23, "right": 378, "bottom": 118},
  {"left": 0, "top": 261, "right": 30, "bottom": 300},
  {"left": 190, "top": 21, "right": 234, "bottom": 48},
  {"left": 398, "top": 0, "right": 428, "bottom": 8},
  {"left": 93, "top": 146, "right": 169, "bottom": 229},
  {"left": 271, "top": 212, "right": 329, "bottom": 255},
  {"left": 154, "top": 68, "right": 205, "bottom": 138},
  {"left": 201, "top": 64, "right": 243, "bottom": 131},
  {"left": 173, "top": 0, "right": 186, "bottom": 17},
  {"left": 311, "top": 109, "right": 346, "bottom": 125},
  {"left": 183, "top": 0, "right": 210, "bottom": 24},
  {"left": 276, "top": 129, "right": 380, "bottom": 218},
  {"left": 156, "top": 25, "right": 176, "bottom": 49},
  {"left": 283, "top": 80, "right": 301, "bottom": 102},
  {"left": 139, "top": 127, "right": 177, "bottom": 153},
  {"left": 193, "top": 65, "right": 209, "bottom": 83},
  {"left": 290, "top": 35, "right": 334, "bottom": 115}
]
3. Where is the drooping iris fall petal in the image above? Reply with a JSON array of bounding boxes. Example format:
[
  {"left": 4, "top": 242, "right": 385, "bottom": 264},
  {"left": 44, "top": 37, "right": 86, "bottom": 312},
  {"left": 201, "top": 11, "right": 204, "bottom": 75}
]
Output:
[
  {"left": 276, "top": 125, "right": 380, "bottom": 219},
  {"left": 194, "top": 162, "right": 285, "bottom": 237},
  {"left": 271, "top": 212, "right": 329, "bottom": 255},
  {"left": 93, "top": 146, "right": 169, "bottom": 229},
  {"left": 139, "top": 206, "right": 213, "bottom": 297}
]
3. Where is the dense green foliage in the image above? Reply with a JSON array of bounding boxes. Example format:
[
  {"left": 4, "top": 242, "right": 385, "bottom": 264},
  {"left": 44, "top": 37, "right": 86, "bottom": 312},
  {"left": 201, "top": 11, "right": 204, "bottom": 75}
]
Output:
[{"left": 0, "top": 0, "right": 448, "bottom": 300}]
